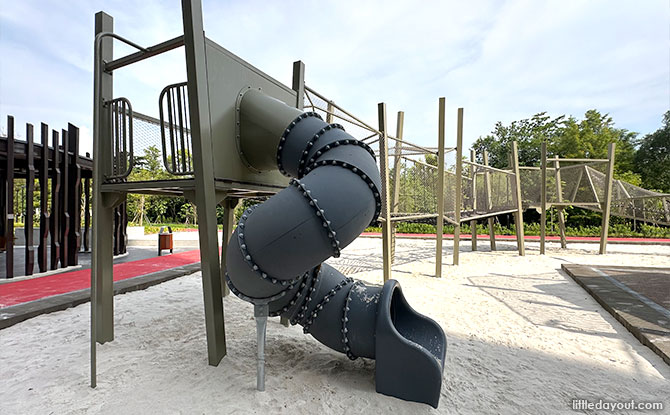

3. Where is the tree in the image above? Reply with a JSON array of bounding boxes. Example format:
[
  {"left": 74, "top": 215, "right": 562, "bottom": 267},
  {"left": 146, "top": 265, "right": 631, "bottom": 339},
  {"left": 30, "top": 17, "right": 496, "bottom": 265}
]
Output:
[
  {"left": 553, "top": 110, "right": 638, "bottom": 181},
  {"left": 634, "top": 111, "right": 670, "bottom": 192},
  {"left": 472, "top": 112, "right": 566, "bottom": 168},
  {"left": 473, "top": 110, "right": 639, "bottom": 180}
]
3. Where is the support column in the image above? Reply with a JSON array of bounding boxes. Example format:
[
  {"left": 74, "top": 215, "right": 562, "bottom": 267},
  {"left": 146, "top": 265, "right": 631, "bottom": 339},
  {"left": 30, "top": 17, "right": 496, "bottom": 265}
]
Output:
[
  {"left": 50, "top": 130, "right": 61, "bottom": 270},
  {"left": 0, "top": 166, "right": 5, "bottom": 259},
  {"left": 483, "top": 151, "right": 496, "bottom": 251},
  {"left": 60, "top": 128, "right": 69, "bottom": 268},
  {"left": 38, "top": 123, "right": 50, "bottom": 272},
  {"left": 511, "top": 141, "right": 525, "bottom": 256},
  {"left": 6, "top": 116, "right": 15, "bottom": 278},
  {"left": 182, "top": 0, "right": 226, "bottom": 365},
  {"left": 553, "top": 156, "right": 567, "bottom": 248},
  {"left": 219, "top": 197, "right": 238, "bottom": 297},
  {"left": 292, "top": 61, "right": 305, "bottom": 111},
  {"left": 68, "top": 123, "right": 82, "bottom": 265},
  {"left": 435, "top": 99, "right": 446, "bottom": 277},
  {"left": 540, "top": 141, "right": 547, "bottom": 255},
  {"left": 84, "top": 175, "right": 91, "bottom": 252},
  {"left": 453, "top": 108, "right": 464, "bottom": 265},
  {"left": 92, "top": 11, "right": 116, "bottom": 353},
  {"left": 25, "top": 123, "right": 35, "bottom": 276},
  {"left": 378, "top": 102, "right": 392, "bottom": 282},
  {"left": 326, "top": 101, "right": 335, "bottom": 124},
  {"left": 67, "top": 124, "right": 81, "bottom": 265},
  {"left": 390, "top": 111, "right": 404, "bottom": 264},
  {"left": 599, "top": 143, "right": 616, "bottom": 254},
  {"left": 470, "top": 149, "right": 477, "bottom": 251}
]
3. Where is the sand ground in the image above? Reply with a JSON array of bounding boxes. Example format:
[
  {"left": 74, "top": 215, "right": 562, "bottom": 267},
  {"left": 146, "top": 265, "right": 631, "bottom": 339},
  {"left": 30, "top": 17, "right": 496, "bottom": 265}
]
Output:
[{"left": 1, "top": 239, "right": 668, "bottom": 414}]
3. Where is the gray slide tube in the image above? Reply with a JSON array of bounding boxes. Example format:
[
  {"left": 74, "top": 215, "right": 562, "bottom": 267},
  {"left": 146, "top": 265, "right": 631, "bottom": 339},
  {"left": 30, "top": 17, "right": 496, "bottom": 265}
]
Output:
[{"left": 226, "top": 90, "right": 446, "bottom": 407}]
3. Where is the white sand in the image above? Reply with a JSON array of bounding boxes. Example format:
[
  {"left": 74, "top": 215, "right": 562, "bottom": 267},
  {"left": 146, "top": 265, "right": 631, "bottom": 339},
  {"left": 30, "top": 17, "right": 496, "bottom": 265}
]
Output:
[{"left": 1, "top": 239, "right": 668, "bottom": 414}]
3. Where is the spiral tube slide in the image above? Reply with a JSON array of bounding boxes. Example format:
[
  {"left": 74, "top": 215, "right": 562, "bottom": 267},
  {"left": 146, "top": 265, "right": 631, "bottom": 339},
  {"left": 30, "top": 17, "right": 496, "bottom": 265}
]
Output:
[{"left": 226, "top": 90, "right": 447, "bottom": 407}]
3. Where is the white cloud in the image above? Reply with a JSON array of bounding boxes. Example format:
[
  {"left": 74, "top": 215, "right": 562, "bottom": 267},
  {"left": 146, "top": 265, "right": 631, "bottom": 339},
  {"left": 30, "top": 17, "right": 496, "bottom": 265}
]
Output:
[{"left": 1, "top": 0, "right": 667, "bottom": 157}]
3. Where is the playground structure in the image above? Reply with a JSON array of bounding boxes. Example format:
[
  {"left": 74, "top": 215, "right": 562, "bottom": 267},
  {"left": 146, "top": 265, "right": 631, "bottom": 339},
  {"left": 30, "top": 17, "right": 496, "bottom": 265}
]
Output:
[
  {"left": 303, "top": 89, "right": 670, "bottom": 278},
  {"left": 91, "top": 0, "right": 445, "bottom": 407},
  {"left": 87, "top": 0, "right": 669, "bottom": 406},
  {"left": 302, "top": 91, "right": 527, "bottom": 275}
]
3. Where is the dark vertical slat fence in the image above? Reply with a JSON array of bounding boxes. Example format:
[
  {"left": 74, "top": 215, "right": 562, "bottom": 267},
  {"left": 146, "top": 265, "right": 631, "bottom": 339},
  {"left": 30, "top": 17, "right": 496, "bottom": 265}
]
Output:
[
  {"left": 68, "top": 123, "right": 81, "bottom": 265},
  {"left": 25, "top": 124, "right": 35, "bottom": 276},
  {"left": 60, "top": 128, "right": 69, "bottom": 268},
  {"left": 50, "top": 130, "right": 61, "bottom": 270},
  {"left": 5, "top": 116, "right": 15, "bottom": 278},
  {"left": 39, "top": 123, "right": 50, "bottom": 272},
  {"left": 1, "top": 116, "right": 125, "bottom": 278},
  {"left": 83, "top": 153, "right": 91, "bottom": 252}
]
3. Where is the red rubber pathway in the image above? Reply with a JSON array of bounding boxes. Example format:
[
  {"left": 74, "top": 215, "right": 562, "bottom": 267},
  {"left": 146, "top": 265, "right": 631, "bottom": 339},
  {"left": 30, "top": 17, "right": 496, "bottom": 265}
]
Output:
[{"left": 0, "top": 250, "right": 201, "bottom": 308}]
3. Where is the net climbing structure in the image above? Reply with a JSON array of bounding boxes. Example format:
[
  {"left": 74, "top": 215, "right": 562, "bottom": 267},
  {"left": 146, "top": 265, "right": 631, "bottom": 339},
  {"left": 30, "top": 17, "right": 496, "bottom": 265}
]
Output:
[
  {"left": 304, "top": 90, "right": 527, "bottom": 277},
  {"left": 304, "top": 88, "right": 670, "bottom": 278}
]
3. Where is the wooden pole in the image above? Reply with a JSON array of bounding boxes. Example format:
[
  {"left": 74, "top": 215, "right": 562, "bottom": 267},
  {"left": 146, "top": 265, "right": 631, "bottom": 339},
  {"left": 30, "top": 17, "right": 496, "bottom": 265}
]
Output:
[
  {"left": 68, "top": 123, "right": 81, "bottom": 265},
  {"left": 553, "top": 156, "right": 567, "bottom": 248},
  {"left": 470, "top": 149, "right": 477, "bottom": 251},
  {"left": 569, "top": 167, "right": 584, "bottom": 202},
  {"left": 483, "top": 151, "right": 496, "bottom": 251},
  {"left": 38, "top": 123, "right": 50, "bottom": 272},
  {"left": 25, "top": 123, "right": 35, "bottom": 276},
  {"left": 60, "top": 128, "right": 69, "bottom": 268},
  {"left": 6, "top": 116, "right": 15, "bottom": 278},
  {"left": 511, "top": 141, "right": 525, "bottom": 256},
  {"left": 50, "top": 130, "right": 61, "bottom": 269},
  {"left": 390, "top": 111, "right": 404, "bottom": 264},
  {"left": 378, "top": 103, "right": 392, "bottom": 282},
  {"left": 453, "top": 108, "right": 464, "bottom": 265},
  {"left": 540, "top": 141, "right": 547, "bottom": 255},
  {"left": 326, "top": 100, "right": 335, "bottom": 124},
  {"left": 599, "top": 142, "right": 616, "bottom": 254},
  {"left": 84, "top": 150, "right": 91, "bottom": 253},
  {"left": 435, "top": 98, "right": 446, "bottom": 277}
]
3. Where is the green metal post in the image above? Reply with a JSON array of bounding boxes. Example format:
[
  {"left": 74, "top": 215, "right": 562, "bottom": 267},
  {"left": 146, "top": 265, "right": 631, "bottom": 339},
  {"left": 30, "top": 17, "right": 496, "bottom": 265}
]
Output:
[
  {"left": 483, "top": 151, "right": 496, "bottom": 251},
  {"left": 540, "top": 141, "right": 547, "bottom": 254},
  {"left": 378, "top": 103, "right": 392, "bottom": 282},
  {"left": 182, "top": 0, "right": 226, "bottom": 365},
  {"left": 453, "top": 108, "right": 464, "bottom": 265},
  {"left": 91, "top": 11, "right": 115, "bottom": 388},
  {"left": 220, "top": 198, "right": 238, "bottom": 298},
  {"left": 435, "top": 99, "right": 446, "bottom": 276},
  {"left": 390, "top": 111, "right": 404, "bottom": 264},
  {"left": 511, "top": 141, "right": 525, "bottom": 256},
  {"left": 599, "top": 143, "right": 616, "bottom": 254},
  {"left": 470, "top": 149, "right": 477, "bottom": 251},
  {"left": 554, "top": 156, "right": 567, "bottom": 248}
]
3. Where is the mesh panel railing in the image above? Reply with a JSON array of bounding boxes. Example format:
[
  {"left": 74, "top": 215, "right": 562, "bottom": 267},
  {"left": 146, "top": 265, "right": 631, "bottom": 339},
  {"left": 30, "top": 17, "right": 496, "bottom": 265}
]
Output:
[
  {"left": 124, "top": 111, "right": 193, "bottom": 181},
  {"left": 518, "top": 159, "right": 670, "bottom": 226}
]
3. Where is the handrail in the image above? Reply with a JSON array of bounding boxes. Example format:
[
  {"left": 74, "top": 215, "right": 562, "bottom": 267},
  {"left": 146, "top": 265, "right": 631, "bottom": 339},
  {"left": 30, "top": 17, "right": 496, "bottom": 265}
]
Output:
[
  {"left": 105, "top": 35, "right": 184, "bottom": 72},
  {"left": 305, "top": 85, "right": 380, "bottom": 133},
  {"left": 462, "top": 160, "right": 515, "bottom": 176},
  {"left": 106, "top": 97, "right": 134, "bottom": 180},
  {"left": 159, "top": 81, "right": 194, "bottom": 175},
  {"left": 94, "top": 32, "right": 146, "bottom": 183}
]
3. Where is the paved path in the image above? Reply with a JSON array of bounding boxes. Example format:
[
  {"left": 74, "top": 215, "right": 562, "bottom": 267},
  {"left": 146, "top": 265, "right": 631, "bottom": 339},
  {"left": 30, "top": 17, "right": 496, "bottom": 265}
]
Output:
[
  {"left": 0, "top": 250, "right": 202, "bottom": 329},
  {"left": 562, "top": 264, "right": 670, "bottom": 365}
]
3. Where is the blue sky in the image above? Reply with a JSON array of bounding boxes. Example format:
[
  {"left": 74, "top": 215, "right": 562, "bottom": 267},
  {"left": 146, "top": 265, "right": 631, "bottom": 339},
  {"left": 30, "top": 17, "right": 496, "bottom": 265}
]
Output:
[{"left": 1, "top": 0, "right": 668, "bottom": 156}]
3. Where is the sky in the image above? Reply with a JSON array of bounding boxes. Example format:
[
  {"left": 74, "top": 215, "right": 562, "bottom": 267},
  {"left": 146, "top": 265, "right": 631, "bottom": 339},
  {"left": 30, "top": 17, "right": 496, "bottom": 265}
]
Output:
[{"left": 1, "top": 0, "right": 668, "bottom": 157}]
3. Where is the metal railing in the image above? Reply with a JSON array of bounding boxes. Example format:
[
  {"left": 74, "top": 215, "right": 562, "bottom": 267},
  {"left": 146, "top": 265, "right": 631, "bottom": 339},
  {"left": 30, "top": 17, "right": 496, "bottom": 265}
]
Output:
[
  {"left": 107, "top": 97, "right": 134, "bottom": 180},
  {"left": 159, "top": 81, "right": 193, "bottom": 175}
]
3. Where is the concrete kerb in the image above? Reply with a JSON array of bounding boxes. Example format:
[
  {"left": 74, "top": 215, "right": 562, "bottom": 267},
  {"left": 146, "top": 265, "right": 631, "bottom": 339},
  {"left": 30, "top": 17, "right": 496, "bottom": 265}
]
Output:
[
  {"left": 0, "top": 262, "right": 201, "bottom": 330},
  {"left": 562, "top": 264, "right": 670, "bottom": 366}
]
